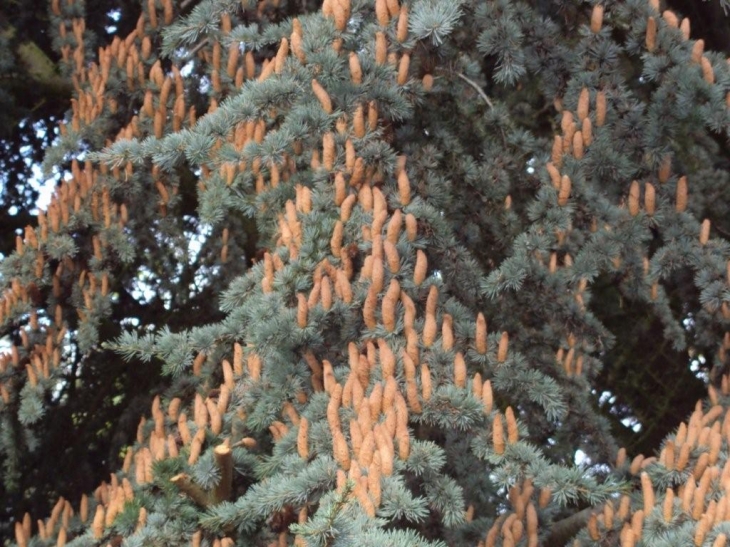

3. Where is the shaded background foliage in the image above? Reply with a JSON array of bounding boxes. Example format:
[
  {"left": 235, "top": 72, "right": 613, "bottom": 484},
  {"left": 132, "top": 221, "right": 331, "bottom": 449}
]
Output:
[
  {"left": 0, "top": 0, "right": 212, "bottom": 534},
  {"left": 0, "top": 0, "right": 728, "bottom": 540}
]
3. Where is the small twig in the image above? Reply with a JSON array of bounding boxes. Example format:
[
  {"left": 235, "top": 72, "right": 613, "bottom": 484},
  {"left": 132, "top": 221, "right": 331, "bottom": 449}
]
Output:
[
  {"left": 182, "top": 38, "right": 210, "bottom": 62},
  {"left": 455, "top": 72, "right": 494, "bottom": 109},
  {"left": 438, "top": 69, "right": 505, "bottom": 142},
  {"left": 713, "top": 223, "right": 730, "bottom": 239},
  {"left": 171, "top": 473, "right": 210, "bottom": 507}
]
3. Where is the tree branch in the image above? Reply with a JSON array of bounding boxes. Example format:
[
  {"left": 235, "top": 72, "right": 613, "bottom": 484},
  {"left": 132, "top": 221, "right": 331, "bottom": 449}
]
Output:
[
  {"left": 543, "top": 506, "right": 598, "bottom": 547},
  {"left": 171, "top": 474, "right": 210, "bottom": 507},
  {"left": 454, "top": 72, "right": 494, "bottom": 109}
]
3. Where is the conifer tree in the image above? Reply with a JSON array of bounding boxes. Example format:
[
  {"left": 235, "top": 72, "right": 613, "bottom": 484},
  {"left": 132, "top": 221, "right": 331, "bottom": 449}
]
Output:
[{"left": 1, "top": 0, "right": 730, "bottom": 546}]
